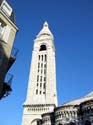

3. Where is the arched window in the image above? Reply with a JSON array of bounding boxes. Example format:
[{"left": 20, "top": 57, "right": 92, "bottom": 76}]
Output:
[
  {"left": 31, "top": 119, "right": 42, "bottom": 125},
  {"left": 70, "top": 122, "right": 75, "bottom": 125},
  {"left": 85, "top": 120, "right": 91, "bottom": 125},
  {"left": 39, "top": 45, "right": 47, "bottom": 51}
]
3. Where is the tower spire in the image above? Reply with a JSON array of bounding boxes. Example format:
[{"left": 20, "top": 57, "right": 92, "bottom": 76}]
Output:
[
  {"left": 43, "top": 21, "right": 48, "bottom": 27},
  {"left": 36, "top": 21, "right": 54, "bottom": 40},
  {"left": 22, "top": 22, "right": 57, "bottom": 125}
]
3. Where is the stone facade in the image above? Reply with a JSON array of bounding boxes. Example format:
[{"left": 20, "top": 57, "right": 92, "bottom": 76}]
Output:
[
  {"left": 0, "top": 0, "right": 18, "bottom": 99},
  {"left": 42, "top": 92, "right": 93, "bottom": 125},
  {"left": 22, "top": 22, "right": 57, "bottom": 125}
]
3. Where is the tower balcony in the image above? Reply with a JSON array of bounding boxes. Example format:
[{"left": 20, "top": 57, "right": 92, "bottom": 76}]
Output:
[
  {"left": 7, "top": 47, "right": 18, "bottom": 71},
  {"left": 0, "top": 73, "right": 13, "bottom": 99}
]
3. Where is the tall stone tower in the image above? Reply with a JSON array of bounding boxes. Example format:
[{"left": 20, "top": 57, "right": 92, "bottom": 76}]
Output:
[{"left": 22, "top": 22, "right": 57, "bottom": 125}]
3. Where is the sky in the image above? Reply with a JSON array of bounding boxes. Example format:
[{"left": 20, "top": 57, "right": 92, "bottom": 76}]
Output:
[{"left": 0, "top": 0, "right": 93, "bottom": 125}]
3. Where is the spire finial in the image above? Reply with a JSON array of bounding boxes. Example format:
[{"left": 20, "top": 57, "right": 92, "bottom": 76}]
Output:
[{"left": 43, "top": 21, "right": 48, "bottom": 27}]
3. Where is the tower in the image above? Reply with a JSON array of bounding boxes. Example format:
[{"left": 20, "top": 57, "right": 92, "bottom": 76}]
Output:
[
  {"left": 0, "top": 0, "right": 18, "bottom": 99},
  {"left": 22, "top": 22, "right": 57, "bottom": 125}
]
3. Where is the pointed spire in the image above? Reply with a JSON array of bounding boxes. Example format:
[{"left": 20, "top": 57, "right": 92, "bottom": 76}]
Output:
[
  {"left": 43, "top": 21, "right": 48, "bottom": 28},
  {"left": 36, "top": 21, "right": 54, "bottom": 40}
]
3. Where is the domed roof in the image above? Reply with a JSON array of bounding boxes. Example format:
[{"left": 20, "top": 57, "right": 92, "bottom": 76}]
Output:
[
  {"left": 63, "top": 91, "right": 93, "bottom": 106},
  {"left": 36, "top": 21, "right": 54, "bottom": 40}
]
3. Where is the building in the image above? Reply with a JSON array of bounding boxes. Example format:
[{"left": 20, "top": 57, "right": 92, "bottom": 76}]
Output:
[
  {"left": 0, "top": 0, "right": 18, "bottom": 99},
  {"left": 42, "top": 92, "right": 93, "bottom": 125},
  {"left": 22, "top": 22, "right": 57, "bottom": 125},
  {"left": 22, "top": 22, "right": 93, "bottom": 125}
]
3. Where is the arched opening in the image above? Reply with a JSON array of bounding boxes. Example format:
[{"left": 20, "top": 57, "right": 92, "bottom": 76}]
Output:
[
  {"left": 70, "top": 122, "right": 75, "bottom": 125},
  {"left": 85, "top": 120, "right": 91, "bottom": 125},
  {"left": 31, "top": 119, "right": 42, "bottom": 125},
  {"left": 39, "top": 45, "right": 47, "bottom": 51}
]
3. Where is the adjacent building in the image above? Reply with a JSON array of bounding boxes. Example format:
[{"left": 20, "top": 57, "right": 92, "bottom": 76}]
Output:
[
  {"left": 22, "top": 22, "right": 93, "bottom": 125},
  {"left": 42, "top": 92, "right": 93, "bottom": 125},
  {"left": 0, "top": 0, "right": 18, "bottom": 99}
]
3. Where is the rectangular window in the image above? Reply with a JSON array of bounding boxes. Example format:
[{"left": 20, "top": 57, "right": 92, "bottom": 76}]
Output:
[
  {"left": 37, "top": 75, "right": 39, "bottom": 82},
  {"left": 41, "top": 63, "right": 43, "bottom": 68},
  {"left": 44, "top": 64, "right": 46, "bottom": 68},
  {"left": 42, "top": 55, "right": 43, "bottom": 61},
  {"left": 38, "top": 55, "right": 40, "bottom": 60},
  {"left": 44, "top": 69, "right": 46, "bottom": 74},
  {"left": 38, "top": 63, "right": 40, "bottom": 68},
  {"left": 40, "top": 91, "right": 41, "bottom": 94},
  {"left": 40, "top": 83, "right": 42, "bottom": 87},
  {"left": 36, "top": 89, "right": 38, "bottom": 94},
  {"left": 44, "top": 83, "right": 46, "bottom": 89},
  {"left": 40, "top": 76, "right": 42, "bottom": 82},
  {"left": 45, "top": 55, "right": 47, "bottom": 62},
  {"left": 0, "top": 23, "right": 3, "bottom": 37},
  {"left": 44, "top": 77, "right": 46, "bottom": 81}
]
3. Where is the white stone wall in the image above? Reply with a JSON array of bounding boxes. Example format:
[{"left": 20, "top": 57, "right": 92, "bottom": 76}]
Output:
[{"left": 22, "top": 22, "right": 58, "bottom": 125}]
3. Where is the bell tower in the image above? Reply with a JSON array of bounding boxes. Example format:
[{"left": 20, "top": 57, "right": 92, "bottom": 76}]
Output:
[{"left": 22, "top": 22, "right": 57, "bottom": 125}]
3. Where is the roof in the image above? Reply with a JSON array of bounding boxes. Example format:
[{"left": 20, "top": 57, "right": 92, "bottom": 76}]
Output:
[
  {"left": 63, "top": 91, "right": 93, "bottom": 106},
  {"left": 0, "top": 0, "right": 15, "bottom": 23},
  {"left": 36, "top": 21, "right": 54, "bottom": 40}
]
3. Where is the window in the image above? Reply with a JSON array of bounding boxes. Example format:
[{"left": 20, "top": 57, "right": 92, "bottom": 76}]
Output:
[
  {"left": 42, "top": 55, "right": 43, "bottom": 61},
  {"left": 41, "top": 63, "right": 43, "bottom": 68},
  {"left": 0, "top": 22, "right": 3, "bottom": 37},
  {"left": 45, "top": 55, "right": 47, "bottom": 62},
  {"left": 38, "top": 63, "right": 40, "bottom": 68},
  {"left": 36, "top": 89, "right": 38, "bottom": 94},
  {"left": 40, "top": 83, "right": 42, "bottom": 87},
  {"left": 37, "top": 75, "right": 39, "bottom": 82},
  {"left": 40, "top": 76, "right": 42, "bottom": 82},
  {"left": 40, "top": 91, "right": 41, "bottom": 94},
  {"left": 44, "top": 77, "right": 46, "bottom": 81},
  {"left": 70, "top": 122, "right": 75, "bottom": 125},
  {"left": 44, "top": 69, "right": 46, "bottom": 74},
  {"left": 85, "top": 120, "right": 91, "bottom": 125},
  {"left": 44, "top": 64, "right": 46, "bottom": 68},
  {"left": 39, "top": 45, "right": 47, "bottom": 51},
  {"left": 38, "top": 55, "right": 40, "bottom": 60},
  {"left": 43, "top": 83, "right": 46, "bottom": 89}
]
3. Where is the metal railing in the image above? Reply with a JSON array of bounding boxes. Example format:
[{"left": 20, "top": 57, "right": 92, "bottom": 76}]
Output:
[
  {"left": 11, "top": 47, "right": 18, "bottom": 58},
  {"left": 4, "top": 73, "right": 13, "bottom": 86}
]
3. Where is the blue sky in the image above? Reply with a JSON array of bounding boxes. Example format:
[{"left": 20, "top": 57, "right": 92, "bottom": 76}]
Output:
[{"left": 0, "top": 0, "right": 93, "bottom": 125}]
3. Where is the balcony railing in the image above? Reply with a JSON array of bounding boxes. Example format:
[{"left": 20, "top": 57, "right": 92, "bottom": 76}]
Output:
[
  {"left": 4, "top": 73, "right": 13, "bottom": 86},
  {"left": 11, "top": 47, "right": 18, "bottom": 58},
  {"left": 7, "top": 47, "right": 18, "bottom": 71},
  {"left": 0, "top": 73, "right": 13, "bottom": 99}
]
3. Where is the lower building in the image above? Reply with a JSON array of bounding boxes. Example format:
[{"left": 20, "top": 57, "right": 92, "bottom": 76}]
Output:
[{"left": 42, "top": 92, "right": 93, "bottom": 125}]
